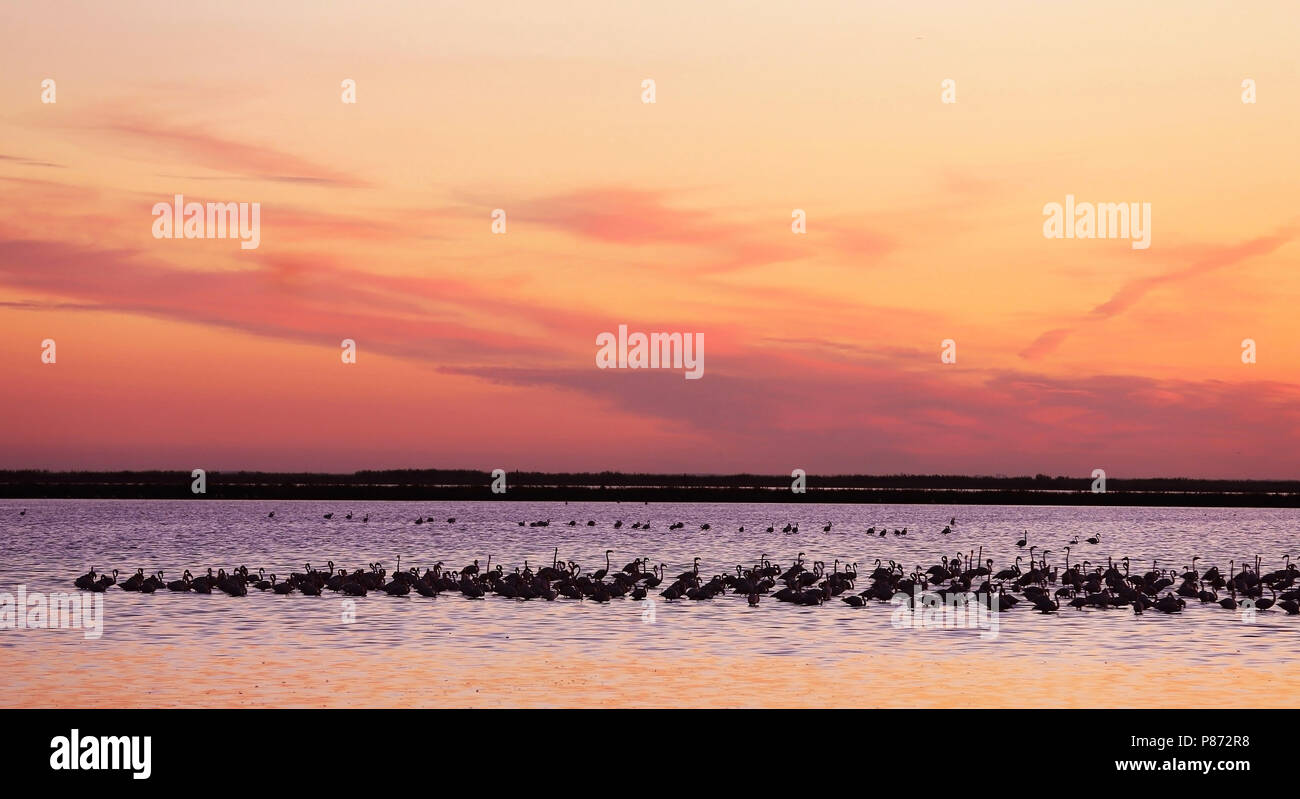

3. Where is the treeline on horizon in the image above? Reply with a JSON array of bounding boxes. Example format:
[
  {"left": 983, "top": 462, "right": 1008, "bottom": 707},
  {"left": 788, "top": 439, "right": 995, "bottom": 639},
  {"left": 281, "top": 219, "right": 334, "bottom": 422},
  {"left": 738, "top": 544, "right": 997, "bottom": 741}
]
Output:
[{"left": 0, "top": 469, "right": 1297, "bottom": 495}]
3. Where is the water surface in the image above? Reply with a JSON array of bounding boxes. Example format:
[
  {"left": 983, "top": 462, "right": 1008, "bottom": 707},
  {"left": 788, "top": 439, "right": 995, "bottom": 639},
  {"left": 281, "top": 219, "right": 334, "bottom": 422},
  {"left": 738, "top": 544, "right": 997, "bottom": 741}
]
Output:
[{"left": 2, "top": 500, "right": 1297, "bottom": 707}]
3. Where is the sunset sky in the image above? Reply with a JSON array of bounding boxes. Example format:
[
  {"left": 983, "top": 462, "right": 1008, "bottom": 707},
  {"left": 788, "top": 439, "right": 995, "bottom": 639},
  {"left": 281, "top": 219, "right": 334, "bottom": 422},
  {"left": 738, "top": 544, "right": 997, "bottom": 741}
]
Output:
[{"left": 2, "top": 1, "right": 1298, "bottom": 477}]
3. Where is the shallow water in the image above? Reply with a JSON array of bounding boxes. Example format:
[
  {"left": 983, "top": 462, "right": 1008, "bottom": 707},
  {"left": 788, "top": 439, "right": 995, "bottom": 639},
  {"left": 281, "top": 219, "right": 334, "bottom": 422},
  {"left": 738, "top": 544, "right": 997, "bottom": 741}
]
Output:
[{"left": 2, "top": 500, "right": 1298, "bottom": 707}]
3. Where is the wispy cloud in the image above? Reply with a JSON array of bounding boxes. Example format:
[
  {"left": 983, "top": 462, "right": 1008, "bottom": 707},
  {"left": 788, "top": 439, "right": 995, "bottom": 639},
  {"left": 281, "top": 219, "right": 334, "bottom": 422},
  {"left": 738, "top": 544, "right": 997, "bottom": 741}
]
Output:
[
  {"left": 451, "top": 187, "right": 895, "bottom": 274},
  {"left": 1021, "top": 227, "right": 1297, "bottom": 360},
  {"left": 0, "top": 153, "right": 65, "bottom": 169},
  {"left": 76, "top": 114, "right": 369, "bottom": 187}
]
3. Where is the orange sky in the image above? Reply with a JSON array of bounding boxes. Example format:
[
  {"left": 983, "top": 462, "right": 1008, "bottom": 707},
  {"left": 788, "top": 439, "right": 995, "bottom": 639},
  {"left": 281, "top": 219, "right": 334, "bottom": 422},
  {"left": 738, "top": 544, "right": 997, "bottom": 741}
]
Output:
[{"left": 2, "top": 1, "right": 1298, "bottom": 477}]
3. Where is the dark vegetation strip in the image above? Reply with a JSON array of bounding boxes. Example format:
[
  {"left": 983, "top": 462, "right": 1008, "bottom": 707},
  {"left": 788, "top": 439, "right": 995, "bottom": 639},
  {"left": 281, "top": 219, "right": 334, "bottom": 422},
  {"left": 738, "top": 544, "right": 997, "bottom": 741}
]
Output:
[{"left": 1, "top": 470, "right": 1297, "bottom": 506}]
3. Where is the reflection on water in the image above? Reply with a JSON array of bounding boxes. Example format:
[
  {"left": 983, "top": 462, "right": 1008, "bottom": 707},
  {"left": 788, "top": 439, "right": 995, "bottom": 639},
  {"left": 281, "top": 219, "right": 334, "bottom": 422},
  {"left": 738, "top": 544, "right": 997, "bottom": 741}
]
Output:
[{"left": 2, "top": 500, "right": 1298, "bottom": 707}]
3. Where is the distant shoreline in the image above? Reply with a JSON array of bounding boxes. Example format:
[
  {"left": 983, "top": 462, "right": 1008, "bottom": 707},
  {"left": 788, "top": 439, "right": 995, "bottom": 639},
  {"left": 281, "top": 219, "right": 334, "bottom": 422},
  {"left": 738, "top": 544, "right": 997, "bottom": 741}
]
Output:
[{"left": 2, "top": 470, "right": 1298, "bottom": 507}]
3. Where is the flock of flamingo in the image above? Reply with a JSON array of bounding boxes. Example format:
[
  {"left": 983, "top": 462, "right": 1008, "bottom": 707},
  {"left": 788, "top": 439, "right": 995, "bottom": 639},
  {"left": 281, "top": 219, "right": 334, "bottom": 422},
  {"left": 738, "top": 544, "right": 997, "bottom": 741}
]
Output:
[{"left": 67, "top": 513, "right": 1300, "bottom": 616}]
